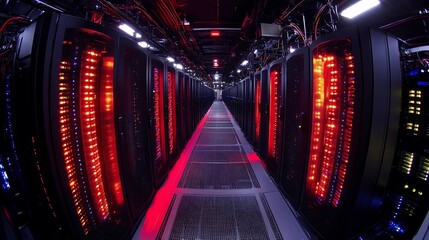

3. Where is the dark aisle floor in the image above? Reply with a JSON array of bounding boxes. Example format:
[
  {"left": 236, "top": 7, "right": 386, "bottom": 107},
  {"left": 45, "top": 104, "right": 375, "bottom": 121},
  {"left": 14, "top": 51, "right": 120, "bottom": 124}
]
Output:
[{"left": 133, "top": 101, "right": 310, "bottom": 240}]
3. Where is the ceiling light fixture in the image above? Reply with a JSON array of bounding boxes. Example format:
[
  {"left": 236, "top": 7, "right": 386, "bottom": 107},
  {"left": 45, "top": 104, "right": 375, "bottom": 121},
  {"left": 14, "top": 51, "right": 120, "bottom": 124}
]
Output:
[
  {"left": 240, "top": 60, "right": 249, "bottom": 66},
  {"left": 340, "top": 0, "right": 380, "bottom": 19},
  {"left": 237, "top": 69, "right": 242, "bottom": 73},
  {"left": 166, "top": 56, "right": 175, "bottom": 63},
  {"left": 118, "top": 23, "right": 135, "bottom": 36},
  {"left": 174, "top": 63, "right": 184, "bottom": 70},
  {"left": 138, "top": 41, "right": 149, "bottom": 48}
]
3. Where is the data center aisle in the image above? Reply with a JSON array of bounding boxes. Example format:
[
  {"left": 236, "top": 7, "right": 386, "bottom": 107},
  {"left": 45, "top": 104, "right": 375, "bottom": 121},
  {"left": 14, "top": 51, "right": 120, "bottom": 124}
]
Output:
[{"left": 133, "top": 101, "right": 310, "bottom": 240}]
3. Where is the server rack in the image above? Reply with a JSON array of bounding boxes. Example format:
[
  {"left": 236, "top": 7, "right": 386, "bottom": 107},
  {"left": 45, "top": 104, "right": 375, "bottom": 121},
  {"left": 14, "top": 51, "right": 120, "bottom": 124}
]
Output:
[
  {"left": 0, "top": 23, "right": 35, "bottom": 240},
  {"left": 246, "top": 75, "right": 255, "bottom": 143},
  {"left": 362, "top": 48, "right": 429, "bottom": 239},
  {"left": 14, "top": 13, "right": 131, "bottom": 239},
  {"left": 279, "top": 47, "right": 311, "bottom": 208},
  {"left": 184, "top": 75, "right": 192, "bottom": 140},
  {"left": 115, "top": 36, "right": 154, "bottom": 223},
  {"left": 266, "top": 58, "right": 285, "bottom": 179},
  {"left": 149, "top": 57, "right": 168, "bottom": 185},
  {"left": 176, "top": 71, "right": 185, "bottom": 151},
  {"left": 301, "top": 27, "right": 401, "bottom": 239}
]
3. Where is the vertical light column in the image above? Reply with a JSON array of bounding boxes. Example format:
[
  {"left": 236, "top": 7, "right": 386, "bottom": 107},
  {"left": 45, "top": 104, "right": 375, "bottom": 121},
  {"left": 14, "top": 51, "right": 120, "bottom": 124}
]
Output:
[
  {"left": 307, "top": 47, "right": 355, "bottom": 207},
  {"left": 80, "top": 50, "right": 110, "bottom": 221},
  {"left": 58, "top": 43, "right": 95, "bottom": 234},
  {"left": 153, "top": 67, "right": 162, "bottom": 160},
  {"left": 268, "top": 70, "right": 280, "bottom": 159},
  {"left": 255, "top": 80, "right": 261, "bottom": 141},
  {"left": 167, "top": 71, "right": 176, "bottom": 154},
  {"left": 100, "top": 57, "right": 124, "bottom": 206}
]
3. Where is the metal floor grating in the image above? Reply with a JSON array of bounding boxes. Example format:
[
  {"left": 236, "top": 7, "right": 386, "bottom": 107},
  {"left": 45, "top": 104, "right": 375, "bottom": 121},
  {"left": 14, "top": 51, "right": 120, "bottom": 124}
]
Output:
[
  {"left": 168, "top": 196, "right": 270, "bottom": 240},
  {"left": 204, "top": 122, "right": 234, "bottom": 128},
  {"left": 201, "top": 128, "right": 236, "bottom": 133},
  {"left": 134, "top": 101, "right": 310, "bottom": 240},
  {"left": 178, "top": 163, "right": 256, "bottom": 189},
  {"left": 197, "top": 132, "right": 239, "bottom": 145},
  {"left": 190, "top": 149, "right": 246, "bottom": 163},
  {"left": 194, "top": 145, "right": 242, "bottom": 151}
]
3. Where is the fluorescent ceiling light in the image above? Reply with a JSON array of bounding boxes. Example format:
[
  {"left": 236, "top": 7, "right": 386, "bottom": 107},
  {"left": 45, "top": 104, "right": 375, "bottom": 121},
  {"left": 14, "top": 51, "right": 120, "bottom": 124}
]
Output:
[
  {"left": 254, "top": 49, "right": 258, "bottom": 54},
  {"left": 237, "top": 69, "right": 242, "bottom": 73},
  {"left": 241, "top": 60, "right": 249, "bottom": 66},
  {"left": 340, "top": 0, "right": 380, "bottom": 19},
  {"left": 174, "top": 64, "right": 184, "bottom": 70},
  {"left": 135, "top": 33, "right": 142, "bottom": 38},
  {"left": 290, "top": 47, "right": 296, "bottom": 53},
  {"left": 166, "top": 57, "right": 175, "bottom": 62},
  {"left": 118, "top": 23, "right": 135, "bottom": 37},
  {"left": 138, "top": 41, "right": 149, "bottom": 48}
]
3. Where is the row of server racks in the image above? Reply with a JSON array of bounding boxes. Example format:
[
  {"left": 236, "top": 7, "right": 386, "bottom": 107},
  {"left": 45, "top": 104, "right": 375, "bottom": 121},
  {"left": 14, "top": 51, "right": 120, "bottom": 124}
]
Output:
[
  {"left": 223, "top": 27, "right": 429, "bottom": 239},
  {"left": 0, "top": 13, "right": 214, "bottom": 239}
]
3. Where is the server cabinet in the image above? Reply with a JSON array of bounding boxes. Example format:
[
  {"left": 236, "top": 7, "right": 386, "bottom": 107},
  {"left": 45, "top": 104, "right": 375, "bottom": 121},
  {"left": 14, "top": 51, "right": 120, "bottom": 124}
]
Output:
[
  {"left": 184, "top": 75, "right": 192, "bottom": 140},
  {"left": 149, "top": 58, "right": 168, "bottom": 185},
  {"left": 279, "top": 47, "right": 310, "bottom": 208},
  {"left": 366, "top": 53, "right": 429, "bottom": 239},
  {"left": 266, "top": 59, "right": 285, "bottom": 179},
  {"left": 176, "top": 72, "right": 185, "bottom": 151},
  {"left": 116, "top": 37, "right": 154, "bottom": 223},
  {"left": 302, "top": 27, "right": 401, "bottom": 239},
  {"left": 14, "top": 13, "right": 130, "bottom": 239}
]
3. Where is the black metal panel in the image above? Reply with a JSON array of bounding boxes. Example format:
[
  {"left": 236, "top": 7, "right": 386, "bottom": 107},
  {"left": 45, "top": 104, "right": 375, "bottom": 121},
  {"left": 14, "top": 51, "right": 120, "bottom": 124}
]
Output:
[
  {"left": 266, "top": 58, "right": 285, "bottom": 180},
  {"left": 116, "top": 36, "right": 154, "bottom": 223},
  {"left": 279, "top": 47, "right": 310, "bottom": 209},
  {"left": 259, "top": 67, "right": 269, "bottom": 160},
  {"left": 148, "top": 57, "right": 169, "bottom": 185}
]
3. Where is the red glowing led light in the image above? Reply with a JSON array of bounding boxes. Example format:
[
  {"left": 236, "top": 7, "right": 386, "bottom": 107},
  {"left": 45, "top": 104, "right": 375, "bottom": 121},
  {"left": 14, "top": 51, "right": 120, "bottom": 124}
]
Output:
[
  {"left": 80, "top": 50, "right": 110, "bottom": 221},
  {"left": 210, "top": 31, "right": 220, "bottom": 37},
  {"left": 268, "top": 69, "right": 280, "bottom": 159},
  {"left": 100, "top": 57, "right": 124, "bottom": 206},
  {"left": 167, "top": 70, "right": 177, "bottom": 154},
  {"left": 213, "top": 59, "right": 219, "bottom": 67},
  {"left": 255, "top": 79, "right": 261, "bottom": 140},
  {"left": 59, "top": 59, "right": 92, "bottom": 234},
  {"left": 153, "top": 67, "right": 166, "bottom": 162},
  {"left": 307, "top": 48, "right": 355, "bottom": 207}
]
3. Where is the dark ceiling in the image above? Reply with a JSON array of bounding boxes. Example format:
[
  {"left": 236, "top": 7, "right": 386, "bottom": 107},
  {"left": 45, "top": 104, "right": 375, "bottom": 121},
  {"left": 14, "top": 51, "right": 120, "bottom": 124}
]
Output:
[{"left": 2, "top": 0, "right": 429, "bottom": 86}]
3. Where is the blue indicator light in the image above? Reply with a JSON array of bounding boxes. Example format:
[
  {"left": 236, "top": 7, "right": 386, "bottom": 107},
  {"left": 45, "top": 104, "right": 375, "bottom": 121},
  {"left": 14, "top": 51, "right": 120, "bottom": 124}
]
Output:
[
  {"left": 388, "top": 221, "right": 405, "bottom": 234},
  {"left": 409, "top": 69, "right": 419, "bottom": 76}
]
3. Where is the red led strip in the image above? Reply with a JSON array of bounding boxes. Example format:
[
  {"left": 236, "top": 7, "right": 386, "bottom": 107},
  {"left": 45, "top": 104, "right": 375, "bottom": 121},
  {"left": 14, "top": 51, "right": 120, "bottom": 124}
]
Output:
[
  {"left": 332, "top": 53, "right": 354, "bottom": 206},
  {"left": 167, "top": 71, "right": 177, "bottom": 154},
  {"left": 153, "top": 67, "right": 163, "bottom": 160},
  {"left": 268, "top": 70, "right": 280, "bottom": 158},
  {"left": 100, "top": 57, "right": 124, "bottom": 206},
  {"left": 314, "top": 55, "right": 339, "bottom": 200},
  {"left": 59, "top": 58, "right": 92, "bottom": 234},
  {"left": 307, "top": 50, "right": 355, "bottom": 207},
  {"left": 80, "top": 50, "right": 110, "bottom": 221},
  {"left": 255, "top": 79, "right": 261, "bottom": 140}
]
